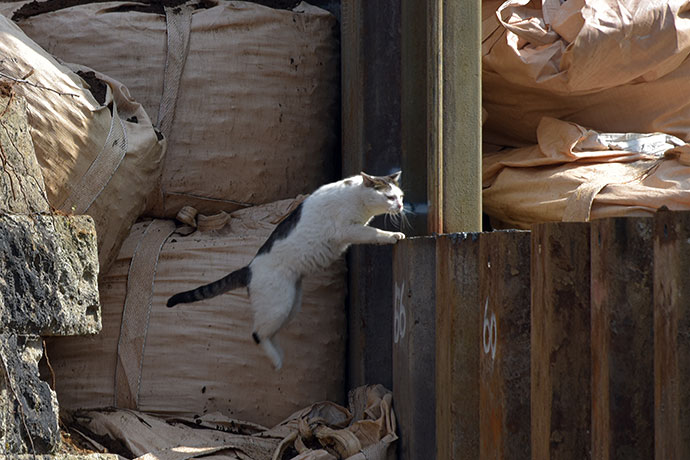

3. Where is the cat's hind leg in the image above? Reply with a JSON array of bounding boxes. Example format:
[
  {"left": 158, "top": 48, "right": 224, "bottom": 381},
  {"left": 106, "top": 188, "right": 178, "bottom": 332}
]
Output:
[
  {"left": 249, "top": 273, "right": 300, "bottom": 370},
  {"left": 286, "top": 278, "right": 303, "bottom": 323},
  {"left": 255, "top": 336, "right": 284, "bottom": 370}
]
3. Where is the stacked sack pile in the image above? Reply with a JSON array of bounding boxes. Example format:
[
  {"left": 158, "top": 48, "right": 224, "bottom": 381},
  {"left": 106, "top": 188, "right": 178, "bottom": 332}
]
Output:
[
  {"left": 0, "top": 0, "right": 346, "bottom": 432},
  {"left": 482, "top": 0, "right": 690, "bottom": 228}
]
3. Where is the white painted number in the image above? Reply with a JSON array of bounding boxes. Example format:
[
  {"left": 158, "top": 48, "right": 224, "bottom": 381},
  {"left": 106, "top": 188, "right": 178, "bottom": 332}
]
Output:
[
  {"left": 394, "top": 281, "right": 407, "bottom": 345},
  {"left": 483, "top": 297, "right": 497, "bottom": 361}
]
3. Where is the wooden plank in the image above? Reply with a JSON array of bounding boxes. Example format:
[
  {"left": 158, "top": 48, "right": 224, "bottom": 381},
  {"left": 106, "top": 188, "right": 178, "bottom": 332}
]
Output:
[
  {"left": 590, "top": 217, "right": 654, "bottom": 460},
  {"left": 346, "top": 245, "right": 394, "bottom": 390},
  {"left": 426, "top": 0, "right": 482, "bottom": 234},
  {"left": 479, "top": 230, "right": 531, "bottom": 460},
  {"left": 654, "top": 210, "right": 690, "bottom": 460},
  {"left": 436, "top": 233, "right": 480, "bottom": 460},
  {"left": 401, "top": 0, "right": 429, "bottom": 235},
  {"left": 341, "top": 0, "right": 402, "bottom": 177},
  {"left": 393, "top": 237, "right": 436, "bottom": 460},
  {"left": 341, "top": 0, "right": 402, "bottom": 391},
  {"left": 531, "top": 222, "right": 591, "bottom": 460}
]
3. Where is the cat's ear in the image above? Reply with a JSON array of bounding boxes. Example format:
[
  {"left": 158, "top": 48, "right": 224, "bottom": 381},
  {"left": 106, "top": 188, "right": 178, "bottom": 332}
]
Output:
[
  {"left": 388, "top": 171, "right": 401, "bottom": 185},
  {"left": 361, "top": 172, "right": 377, "bottom": 188}
]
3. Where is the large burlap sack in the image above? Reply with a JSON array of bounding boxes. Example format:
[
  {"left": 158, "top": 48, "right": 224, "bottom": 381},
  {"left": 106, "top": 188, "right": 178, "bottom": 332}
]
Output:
[
  {"left": 482, "top": 0, "right": 690, "bottom": 147},
  {"left": 483, "top": 117, "right": 690, "bottom": 228},
  {"left": 47, "top": 198, "right": 346, "bottom": 427},
  {"left": 0, "top": 15, "right": 165, "bottom": 273},
  {"left": 5, "top": 0, "right": 339, "bottom": 217}
]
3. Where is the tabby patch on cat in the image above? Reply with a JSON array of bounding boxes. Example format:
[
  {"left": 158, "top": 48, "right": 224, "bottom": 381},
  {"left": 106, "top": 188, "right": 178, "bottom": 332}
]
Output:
[{"left": 167, "top": 172, "right": 406, "bottom": 370}]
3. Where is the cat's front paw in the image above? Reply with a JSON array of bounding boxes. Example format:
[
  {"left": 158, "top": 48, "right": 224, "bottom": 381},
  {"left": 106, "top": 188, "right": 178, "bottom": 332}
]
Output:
[{"left": 390, "top": 232, "right": 406, "bottom": 242}]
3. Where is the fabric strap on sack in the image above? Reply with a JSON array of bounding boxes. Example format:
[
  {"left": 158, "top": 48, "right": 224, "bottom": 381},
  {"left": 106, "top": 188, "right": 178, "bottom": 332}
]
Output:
[
  {"left": 157, "top": 3, "right": 194, "bottom": 139},
  {"left": 59, "top": 94, "right": 128, "bottom": 214},
  {"left": 562, "top": 160, "right": 661, "bottom": 222},
  {"left": 115, "top": 219, "right": 176, "bottom": 409}
]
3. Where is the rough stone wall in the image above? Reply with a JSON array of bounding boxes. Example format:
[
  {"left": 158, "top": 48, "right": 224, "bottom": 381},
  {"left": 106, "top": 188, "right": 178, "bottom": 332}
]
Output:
[
  {"left": 0, "top": 214, "right": 100, "bottom": 337},
  {"left": 0, "top": 84, "right": 50, "bottom": 215},
  {"left": 1, "top": 335, "right": 60, "bottom": 454},
  {"left": 0, "top": 89, "right": 105, "bottom": 458}
]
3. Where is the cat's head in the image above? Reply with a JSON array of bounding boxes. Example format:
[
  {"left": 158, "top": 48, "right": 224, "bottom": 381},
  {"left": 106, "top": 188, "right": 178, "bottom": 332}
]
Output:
[{"left": 359, "top": 171, "right": 404, "bottom": 216}]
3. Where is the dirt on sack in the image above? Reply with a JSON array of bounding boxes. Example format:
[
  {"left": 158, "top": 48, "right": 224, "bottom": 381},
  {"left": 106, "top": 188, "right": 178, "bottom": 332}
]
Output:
[{"left": 76, "top": 71, "right": 107, "bottom": 106}]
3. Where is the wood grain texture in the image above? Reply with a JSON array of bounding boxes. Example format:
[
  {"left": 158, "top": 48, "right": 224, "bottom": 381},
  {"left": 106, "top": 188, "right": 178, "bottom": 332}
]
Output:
[
  {"left": 591, "top": 217, "right": 654, "bottom": 460},
  {"left": 341, "top": 0, "right": 403, "bottom": 392},
  {"left": 393, "top": 237, "right": 436, "bottom": 460},
  {"left": 436, "top": 233, "right": 480, "bottom": 460},
  {"left": 654, "top": 210, "right": 690, "bottom": 460},
  {"left": 531, "top": 222, "right": 591, "bottom": 460},
  {"left": 479, "top": 230, "right": 531, "bottom": 460}
]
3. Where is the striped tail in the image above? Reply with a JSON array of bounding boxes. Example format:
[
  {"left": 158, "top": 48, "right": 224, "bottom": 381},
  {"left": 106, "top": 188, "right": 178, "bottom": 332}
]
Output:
[{"left": 166, "top": 266, "right": 251, "bottom": 308}]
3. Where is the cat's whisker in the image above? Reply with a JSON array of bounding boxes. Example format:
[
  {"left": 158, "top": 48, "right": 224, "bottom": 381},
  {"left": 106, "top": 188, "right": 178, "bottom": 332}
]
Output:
[
  {"left": 398, "top": 212, "right": 410, "bottom": 232},
  {"left": 383, "top": 212, "right": 392, "bottom": 229},
  {"left": 403, "top": 203, "right": 416, "bottom": 216},
  {"left": 387, "top": 211, "right": 402, "bottom": 230}
]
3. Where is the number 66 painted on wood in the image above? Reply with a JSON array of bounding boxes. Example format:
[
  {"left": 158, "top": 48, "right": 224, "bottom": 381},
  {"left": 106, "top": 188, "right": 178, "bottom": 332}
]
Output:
[
  {"left": 483, "top": 297, "right": 497, "bottom": 361},
  {"left": 394, "top": 281, "right": 407, "bottom": 345}
]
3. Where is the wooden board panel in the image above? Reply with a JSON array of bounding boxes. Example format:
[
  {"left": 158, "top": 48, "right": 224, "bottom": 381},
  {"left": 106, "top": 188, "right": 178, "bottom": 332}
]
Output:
[
  {"left": 436, "top": 233, "right": 480, "bottom": 460},
  {"left": 654, "top": 210, "right": 690, "bottom": 460},
  {"left": 531, "top": 222, "right": 591, "bottom": 460},
  {"left": 401, "top": 0, "right": 429, "bottom": 234},
  {"left": 590, "top": 217, "right": 654, "bottom": 460},
  {"left": 393, "top": 236, "right": 436, "bottom": 460},
  {"left": 341, "top": 0, "right": 403, "bottom": 392},
  {"left": 341, "top": 0, "right": 402, "bottom": 177},
  {"left": 427, "top": 0, "right": 482, "bottom": 234},
  {"left": 346, "top": 245, "right": 394, "bottom": 390},
  {"left": 479, "top": 230, "right": 531, "bottom": 460}
]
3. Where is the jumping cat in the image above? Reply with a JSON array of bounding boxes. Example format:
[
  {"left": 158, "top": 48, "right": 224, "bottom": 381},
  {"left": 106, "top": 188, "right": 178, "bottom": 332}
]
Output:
[{"left": 167, "top": 171, "right": 406, "bottom": 370}]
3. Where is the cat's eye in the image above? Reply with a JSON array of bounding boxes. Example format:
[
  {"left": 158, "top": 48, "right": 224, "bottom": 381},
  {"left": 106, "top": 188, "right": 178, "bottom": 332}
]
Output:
[{"left": 386, "top": 194, "right": 396, "bottom": 201}]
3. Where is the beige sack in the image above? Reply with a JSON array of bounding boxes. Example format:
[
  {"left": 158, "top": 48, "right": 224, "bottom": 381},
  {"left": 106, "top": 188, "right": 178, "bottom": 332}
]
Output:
[
  {"left": 483, "top": 1, "right": 690, "bottom": 147},
  {"left": 483, "top": 117, "right": 690, "bottom": 228},
  {"left": 0, "top": 15, "right": 165, "bottom": 273},
  {"left": 6, "top": 0, "right": 339, "bottom": 217},
  {"left": 47, "top": 198, "right": 346, "bottom": 427}
]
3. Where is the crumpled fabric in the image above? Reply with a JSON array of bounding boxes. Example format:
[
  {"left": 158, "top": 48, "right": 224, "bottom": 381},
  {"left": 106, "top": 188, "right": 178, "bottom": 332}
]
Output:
[
  {"left": 483, "top": 1, "right": 690, "bottom": 147},
  {"left": 483, "top": 117, "right": 690, "bottom": 228},
  {"left": 66, "top": 385, "right": 397, "bottom": 460}
]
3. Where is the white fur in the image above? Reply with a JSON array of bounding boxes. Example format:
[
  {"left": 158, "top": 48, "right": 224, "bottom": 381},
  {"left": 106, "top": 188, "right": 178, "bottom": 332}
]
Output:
[{"left": 249, "top": 173, "right": 405, "bottom": 369}]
